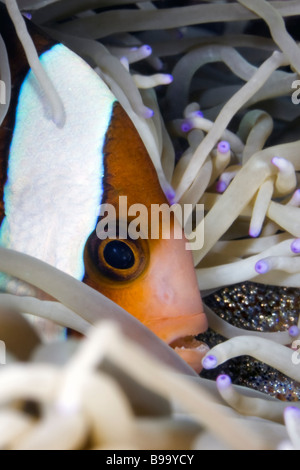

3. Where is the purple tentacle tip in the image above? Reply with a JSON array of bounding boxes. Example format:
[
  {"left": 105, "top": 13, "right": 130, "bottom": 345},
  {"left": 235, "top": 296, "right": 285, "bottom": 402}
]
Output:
[
  {"left": 142, "top": 45, "right": 152, "bottom": 55},
  {"left": 216, "top": 180, "right": 227, "bottom": 193},
  {"left": 216, "top": 374, "right": 231, "bottom": 390},
  {"left": 271, "top": 156, "right": 281, "bottom": 167},
  {"left": 217, "top": 140, "right": 230, "bottom": 154},
  {"left": 291, "top": 239, "right": 300, "bottom": 254},
  {"left": 202, "top": 355, "right": 218, "bottom": 370},
  {"left": 23, "top": 12, "right": 32, "bottom": 20},
  {"left": 249, "top": 227, "right": 260, "bottom": 238},
  {"left": 284, "top": 406, "right": 300, "bottom": 420},
  {"left": 181, "top": 121, "right": 192, "bottom": 133},
  {"left": 194, "top": 110, "right": 204, "bottom": 118},
  {"left": 144, "top": 107, "right": 154, "bottom": 119},
  {"left": 272, "top": 156, "right": 288, "bottom": 171},
  {"left": 166, "top": 188, "right": 176, "bottom": 204},
  {"left": 289, "top": 325, "right": 300, "bottom": 337},
  {"left": 291, "top": 189, "right": 300, "bottom": 206},
  {"left": 255, "top": 259, "right": 269, "bottom": 274}
]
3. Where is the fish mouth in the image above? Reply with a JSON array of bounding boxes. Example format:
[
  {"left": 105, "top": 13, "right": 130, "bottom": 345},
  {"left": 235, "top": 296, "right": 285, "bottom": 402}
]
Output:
[
  {"left": 146, "top": 313, "right": 209, "bottom": 373},
  {"left": 169, "top": 336, "right": 209, "bottom": 374}
]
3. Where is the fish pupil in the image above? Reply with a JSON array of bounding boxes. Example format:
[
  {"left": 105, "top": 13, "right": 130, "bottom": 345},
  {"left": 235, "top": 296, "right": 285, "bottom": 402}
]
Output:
[{"left": 103, "top": 240, "right": 135, "bottom": 270}]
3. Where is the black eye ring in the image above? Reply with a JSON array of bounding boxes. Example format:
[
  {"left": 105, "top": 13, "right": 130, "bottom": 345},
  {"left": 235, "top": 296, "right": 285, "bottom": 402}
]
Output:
[{"left": 103, "top": 240, "right": 135, "bottom": 270}]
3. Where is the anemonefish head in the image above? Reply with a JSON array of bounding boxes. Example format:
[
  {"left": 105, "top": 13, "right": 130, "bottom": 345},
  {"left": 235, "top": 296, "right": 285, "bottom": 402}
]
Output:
[
  {"left": 0, "top": 11, "right": 208, "bottom": 372},
  {"left": 82, "top": 102, "right": 208, "bottom": 372}
]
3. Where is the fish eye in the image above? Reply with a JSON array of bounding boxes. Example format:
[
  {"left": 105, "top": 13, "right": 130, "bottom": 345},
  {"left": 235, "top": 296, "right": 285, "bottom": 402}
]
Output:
[
  {"left": 84, "top": 229, "right": 149, "bottom": 283},
  {"left": 103, "top": 240, "right": 135, "bottom": 270}
]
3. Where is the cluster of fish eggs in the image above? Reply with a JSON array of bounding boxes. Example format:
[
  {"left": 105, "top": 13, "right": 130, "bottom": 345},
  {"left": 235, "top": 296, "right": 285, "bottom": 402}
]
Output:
[{"left": 199, "top": 282, "right": 300, "bottom": 401}]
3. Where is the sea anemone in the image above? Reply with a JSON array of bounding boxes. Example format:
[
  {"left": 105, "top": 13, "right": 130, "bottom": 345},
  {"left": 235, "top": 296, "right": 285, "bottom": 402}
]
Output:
[{"left": 0, "top": 0, "right": 300, "bottom": 450}]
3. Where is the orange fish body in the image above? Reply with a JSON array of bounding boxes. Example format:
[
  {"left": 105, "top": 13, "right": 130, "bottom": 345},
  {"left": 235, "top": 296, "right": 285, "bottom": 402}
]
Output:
[{"left": 0, "top": 7, "right": 207, "bottom": 372}]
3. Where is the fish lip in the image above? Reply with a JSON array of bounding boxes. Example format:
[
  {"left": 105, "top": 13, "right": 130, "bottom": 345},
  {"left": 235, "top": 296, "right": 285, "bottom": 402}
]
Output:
[
  {"left": 145, "top": 312, "right": 208, "bottom": 346},
  {"left": 171, "top": 338, "right": 210, "bottom": 374},
  {"left": 169, "top": 335, "right": 210, "bottom": 374},
  {"left": 144, "top": 313, "right": 209, "bottom": 372},
  {"left": 169, "top": 335, "right": 208, "bottom": 351}
]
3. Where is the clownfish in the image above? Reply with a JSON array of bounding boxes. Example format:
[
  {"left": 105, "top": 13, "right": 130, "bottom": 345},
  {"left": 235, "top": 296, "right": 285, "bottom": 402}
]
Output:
[{"left": 0, "top": 7, "right": 208, "bottom": 372}]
